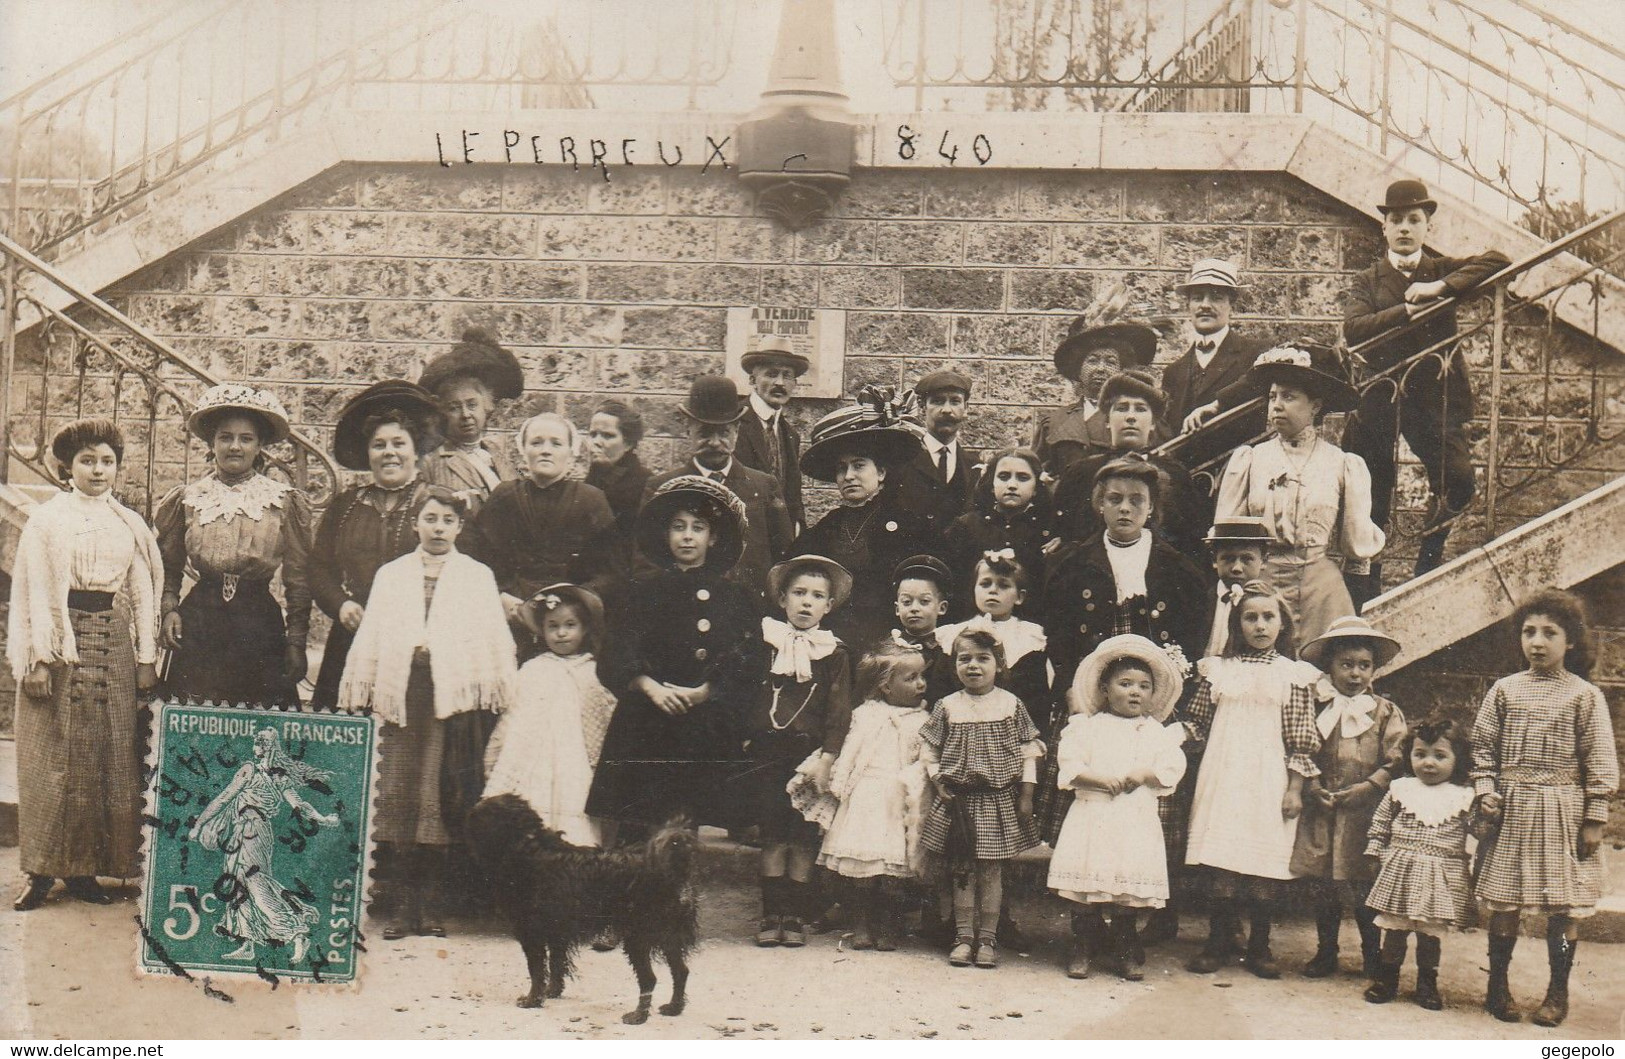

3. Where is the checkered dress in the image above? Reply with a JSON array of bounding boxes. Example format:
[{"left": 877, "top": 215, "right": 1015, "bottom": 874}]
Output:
[
  {"left": 1471, "top": 669, "right": 1618, "bottom": 914},
  {"left": 919, "top": 689, "right": 1042, "bottom": 860}
]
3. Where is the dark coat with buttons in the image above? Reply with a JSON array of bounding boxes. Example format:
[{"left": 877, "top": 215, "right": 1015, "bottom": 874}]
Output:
[
  {"left": 642, "top": 461, "right": 793, "bottom": 605},
  {"left": 586, "top": 565, "right": 767, "bottom": 830},
  {"left": 887, "top": 439, "right": 982, "bottom": 542},
  {"left": 941, "top": 503, "right": 1061, "bottom": 623},
  {"left": 1050, "top": 449, "right": 1211, "bottom": 567},
  {"left": 1043, "top": 531, "right": 1209, "bottom": 694}
]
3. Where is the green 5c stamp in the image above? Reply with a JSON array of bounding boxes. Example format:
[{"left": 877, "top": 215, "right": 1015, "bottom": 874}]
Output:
[{"left": 140, "top": 702, "right": 377, "bottom": 984}]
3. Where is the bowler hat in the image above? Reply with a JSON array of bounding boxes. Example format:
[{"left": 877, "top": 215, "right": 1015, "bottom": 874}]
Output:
[
  {"left": 332, "top": 380, "right": 439, "bottom": 471},
  {"left": 679, "top": 374, "right": 748, "bottom": 425},
  {"left": 1378, "top": 179, "right": 1437, "bottom": 216},
  {"left": 914, "top": 369, "right": 973, "bottom": 399},
  {"left": 741, "top": 338, "right": 811, "bottom": 377},
  {"left": 418, "top": 329, "right": 525, "bottom": 401},
  {"left": 1098, "top": 369, "right": 1167, "bottom": 422}
]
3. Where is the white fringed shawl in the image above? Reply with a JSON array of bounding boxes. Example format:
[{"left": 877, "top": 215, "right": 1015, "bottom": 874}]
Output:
[
  {"left": 336, "top": 549, "right": 516, "bottom": 725},
  {"left": 7, "top": 490, "right": 163, "bottom": 679}
]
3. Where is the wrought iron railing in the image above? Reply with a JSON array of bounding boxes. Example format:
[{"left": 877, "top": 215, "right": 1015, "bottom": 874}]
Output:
[
  {"left": 1154, "top": 207, "right": 1625, "bottom": 581},
  {"left": 883, "top": 0, "right": 1625, "bottom": 224},
  {"left": 0, "top": 0, "right": 737, "bottom": 254},
  {"left": 0, "top": 230, "right": 340, "bottom": 517}
]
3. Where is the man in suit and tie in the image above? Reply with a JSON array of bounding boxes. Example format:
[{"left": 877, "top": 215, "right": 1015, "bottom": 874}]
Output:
[
  {"left": 640, "top": 374, "right": 794, "bottom": 601},
  {"left": 889, "top": 370, "right": 982, "bottom": 541},
  {"left": 734, "top": 338, "right": 807, "bottom": 533},
  {"left": 1342, "top": 179, "right": 1509, "bottom": 580},
  {"left": 1160, "top": 258, "right": 1269, "bottom": 473}
]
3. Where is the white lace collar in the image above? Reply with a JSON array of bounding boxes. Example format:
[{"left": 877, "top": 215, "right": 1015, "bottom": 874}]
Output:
[
  {"left": 186, "top": 472, "right": 291, "bottom": 526},
  {"left": 936, "top": 614, "right": 1047, "bottom": 666},
  {"left": 941, "top": 686, "right": 1020, "bottom": 723},
  {"left": 1388, "top": 777, "right": 1474, "bottom": 826}
]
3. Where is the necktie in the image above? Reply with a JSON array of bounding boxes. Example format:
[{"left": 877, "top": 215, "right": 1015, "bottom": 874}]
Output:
[
  {"left": 708, "top": 471, "right": 725, "bottom": 484},
  {"left": 1197, "top": 341, "right": 1216, "bottom": 354},
  {"left": 763, "top": 415, "right": 782, "bottom": 479},
  {"left": 937, "top": 445, "right": 950, "bottom": 483}
]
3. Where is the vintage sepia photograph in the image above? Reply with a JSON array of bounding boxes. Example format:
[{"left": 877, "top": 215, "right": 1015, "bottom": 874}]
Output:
[{"left": 0, "top": 0, "right": 1620, "bottom": 1044}]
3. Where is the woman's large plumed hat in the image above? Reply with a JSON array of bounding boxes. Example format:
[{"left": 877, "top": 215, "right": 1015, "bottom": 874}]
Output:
[
  {"left": 799, "top": 386, "right": 923, "bottom": 482},
  {"left": 331, "top": 379, "right": 439, "bottom": 470},
  {"left": 1245, "top": 342, "right": 1359, "bottom": 412},
  {"left": 637, "top": 475, "right": 749, "bottom": 572},
  {"left": 417, "top": 329, "right": 525, "bottom": 401},
  {"left": 1054, "top": 280, "right": 1163, "bottom": 380},
  {"left": 186, "top": 383, "right": 292, "bottom": 445},
  {"left": 1070, "top": 634, "right": 1186, "bottom": 723}
]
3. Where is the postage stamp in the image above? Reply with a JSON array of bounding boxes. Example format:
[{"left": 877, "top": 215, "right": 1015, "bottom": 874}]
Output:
[{"left": 138, "top": 701, "right": 378, "bottom": 985}]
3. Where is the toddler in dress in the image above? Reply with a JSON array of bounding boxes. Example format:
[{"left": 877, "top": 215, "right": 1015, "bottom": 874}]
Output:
[
  {"left": 1362, "top": 717, "right": 1474, "bottom": 1011},
  {"left": 796, "top": 643, "right": 932, "bottom": 952},
  {"left": 482, "top": 584, "right": 617, "bottom": 848},
  {"left": 1473, "top": 589, "right": 1617, "bottom": 1027},
  {"left": 919, "top": 628, "right": 1043, "bottom": 970},
  {"left": 1047, "top": 635, "right": 1187, "bottom": 981}
]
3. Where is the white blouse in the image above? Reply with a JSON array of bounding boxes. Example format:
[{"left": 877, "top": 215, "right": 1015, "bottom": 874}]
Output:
[
  {"left": 1215, "top": 430, "right": 1386, "bottom": 561},
  {"left": 65, "top": 490, "right": 141, "bottom": 592}
]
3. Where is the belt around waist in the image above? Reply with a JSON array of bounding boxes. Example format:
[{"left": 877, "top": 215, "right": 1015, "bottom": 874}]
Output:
[
  {"left": 193, "top": 573, "right": 271, "bottom": 602},
  {"left": 66, "top": 589, "right": 115, "bottom": 612},
  {"left": 1502, "top": 767, "right": 1583, "bottom": 787}
]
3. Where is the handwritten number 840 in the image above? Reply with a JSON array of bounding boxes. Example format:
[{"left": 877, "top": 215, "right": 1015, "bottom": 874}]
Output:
[{"left": 897, "top": 126, "right": 991, "bottom": 165}]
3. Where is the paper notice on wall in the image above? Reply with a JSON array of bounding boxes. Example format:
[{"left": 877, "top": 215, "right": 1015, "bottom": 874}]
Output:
[{"left": 726, "top": 306, "right": 846, "bottom": 400}]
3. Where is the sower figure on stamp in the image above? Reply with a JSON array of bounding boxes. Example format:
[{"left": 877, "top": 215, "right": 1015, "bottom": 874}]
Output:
[
  {"left": 417, "top": 328, "right": 523, "bottom": 518},
  {"left": 10, "top": 420, "right": 164, "bottom": 912},
  {"left": 734, "top": 338, "right": 809, "bottom": 535},
  {"left": 155, "top": 384, "right": 312, "bottom": 707},
  {"left": 1341, "top": 180, "right": 1508, "bottom": 588}
]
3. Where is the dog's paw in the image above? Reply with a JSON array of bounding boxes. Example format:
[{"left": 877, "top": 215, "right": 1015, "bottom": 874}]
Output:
[
  {"left": 544, "top": 983, "right": 564, "bottom": 1000},
  {"left": 517, "top": 994, "right": 544, "bottom": 1009},
  {"left": 658, "top": 1001, "right": 686, "bottom": 1017},
  {"left": 621, "top": 1008, "right": 650, "bottom": 1026}
]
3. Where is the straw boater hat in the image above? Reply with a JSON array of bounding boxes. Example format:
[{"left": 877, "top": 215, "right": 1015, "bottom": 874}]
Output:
[
  {"left": 1203, "top": 515, "right": 1276, "bottom": 548},
  {"left": 1245, "top": 342, "right": 1360, "bottom": 413},
  {"left": 1097, "top": 369, "right": 1168, "bottom": 422},
  {"left": 768, "top": 555, "right": 854, "bottom": 609},
  {"left": 187, "top": 383, "right": 292, "bottom": 445},
  {"left": 799, "top": 386, "right": 923, "bottom": 482},
  {"left": 740, "top": 337, "right": 811, "bottom": 377},
  {"left": 1299, "top": 615, "right": 1402, "bottom": 671},
  {"left": 331, "top": 379, "right": 439, "bottom": 471},
  {"left": 1174, "top": 258, "right": 1247, "bottom": 301},
  {"left": 518, "top": 582, "right": 605, "bottom": 639},
  {"left": 678, "top": 374, "right": 749, "bottom": 425},
  {"left": 1072, "top": 634, "right": 1185, "bottom": 723},
  {"left": 417, "top": 328, "right": 525, "bottom": 401},
  {"left": 636, "top": 474, "right": 749, "bottom": 572},
  {"left": 1377, "top": 179, "right": 1438, "bottom": 217}
]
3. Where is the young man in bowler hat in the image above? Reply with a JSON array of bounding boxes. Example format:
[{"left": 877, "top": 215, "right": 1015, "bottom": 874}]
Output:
[
  {"left": 640, "top": 374, "right": 793, "bottom": 602},
  {"left": 889, "top": 369, "right": 982, "bottom": 540},
  {"left": 735, "top": 338, "right": 808, "bottom": 533},
  {"left": 1160, "top": 259, "right": 1270, "bottom": 470},
  {"left": 1342, "top": 179, "right": 1508, "bottom": 585}
]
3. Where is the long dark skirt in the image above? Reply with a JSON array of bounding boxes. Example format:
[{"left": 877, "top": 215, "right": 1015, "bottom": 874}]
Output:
[
  {"left": 375, "top": 660, "right": 452, "bottom": 848},
  {"left": 16, "top": 604, "right": 143, "bottom": 878},
  {"left": 309, "top": 621, "right": 355, "bottom": 710},
  {"left": 163, "top": 579, "right": 298, "bottom": 707},
  {"left": 586, "top": 692, "right": 742, "bottom": 832}
]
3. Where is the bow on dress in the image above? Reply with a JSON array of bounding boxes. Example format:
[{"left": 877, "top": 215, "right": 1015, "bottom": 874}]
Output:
[
  {"left": 1314, "top": 676, "right": 1377, "bottom": 739},
  {"left": 763, "top": 617, "right": 838, "bottom": 683}
]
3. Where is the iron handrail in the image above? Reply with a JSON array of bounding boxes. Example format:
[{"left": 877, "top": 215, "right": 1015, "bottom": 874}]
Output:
[{"left": 0, "top": 228, "right": 341, "bottom": 507}]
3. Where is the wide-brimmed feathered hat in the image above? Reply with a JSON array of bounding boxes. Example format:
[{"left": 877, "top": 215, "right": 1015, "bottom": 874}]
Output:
[
  {"left": 1054, "top": 280, "right": 1164, "bottom": 379},
  {"left": 332, "top": 379, "right": 439, "bottom": 471},
  {"left": 637, "top": 475, "right": 749, "bottom": 572},
  {"left": 1299, "top": 615, "right": 1402, "bottom": 671},
  {"left": 1245, "top": 342, "right": 1359, "bottom": 412},
  {"left": 187, "top": 383, "right": 292, "bottom": 445},
  {"left": 799, "top": 386, "right": 924, "bottom": 482},
  {"left": 1071, "top": 634, "right": 1186, "bottom": 723},
  {"left": 768, "top": 554, "right": 854, "bottom": 610},
  {"left": 418, "top": 328, "right": 525, "bottom": 401}
]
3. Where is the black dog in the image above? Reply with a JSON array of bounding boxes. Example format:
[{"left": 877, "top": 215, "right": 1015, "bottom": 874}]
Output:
[{"left": 465, "top": 794, "right": 697, "bottom": 1023}]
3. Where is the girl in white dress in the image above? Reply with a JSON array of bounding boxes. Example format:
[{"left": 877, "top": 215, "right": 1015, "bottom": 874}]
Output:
[
  {"left": 800, "top": 643, "right": 932, "bottom": 952},
  {"left": 1048, "top": 635, "right": 1187, "bottom": 981},
  {"left": 483, "top": 584, "right": 617, "bottom": 848},
  {"left": 1183, "top": 581, "right": 1322, "bottom": 979},
  {"left": 1215, "top": 344, "right": 1385, "bottom": 649}
]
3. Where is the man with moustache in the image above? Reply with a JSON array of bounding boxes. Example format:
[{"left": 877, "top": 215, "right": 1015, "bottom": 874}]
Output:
[
  {"left": 888, "top": 370, "right": 981, "bottom": 540},
  {"left": 1342, "top": 179, "right": 1508, "bottom": 582},
  {"left": 1159, "top": 259, "right": 1269, "bottom": 473},
  {"left": 640, "top": 374, "right": 793, "bottom": 602},
  {"left": 1033, "top": 314, "right": 1160, "bottom": 478},
  {"left": 734, "top": 338, "right": 808, "bottom": 533}
]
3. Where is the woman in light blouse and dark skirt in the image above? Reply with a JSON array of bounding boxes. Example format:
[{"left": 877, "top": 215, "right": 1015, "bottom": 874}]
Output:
[
  {"left": 308, "top": 381, "right": 440, "bottom": 710},
  {"left": 10, "top": 420, "right": 164, "bottom": 911},
  {"left": 155, "top": 384, "right": 312, "bottom": 706}
]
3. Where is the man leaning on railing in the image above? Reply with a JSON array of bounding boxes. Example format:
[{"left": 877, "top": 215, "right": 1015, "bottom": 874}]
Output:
[{"left": 1341, "top": 179, "right": 1509, "bottom": 595}]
